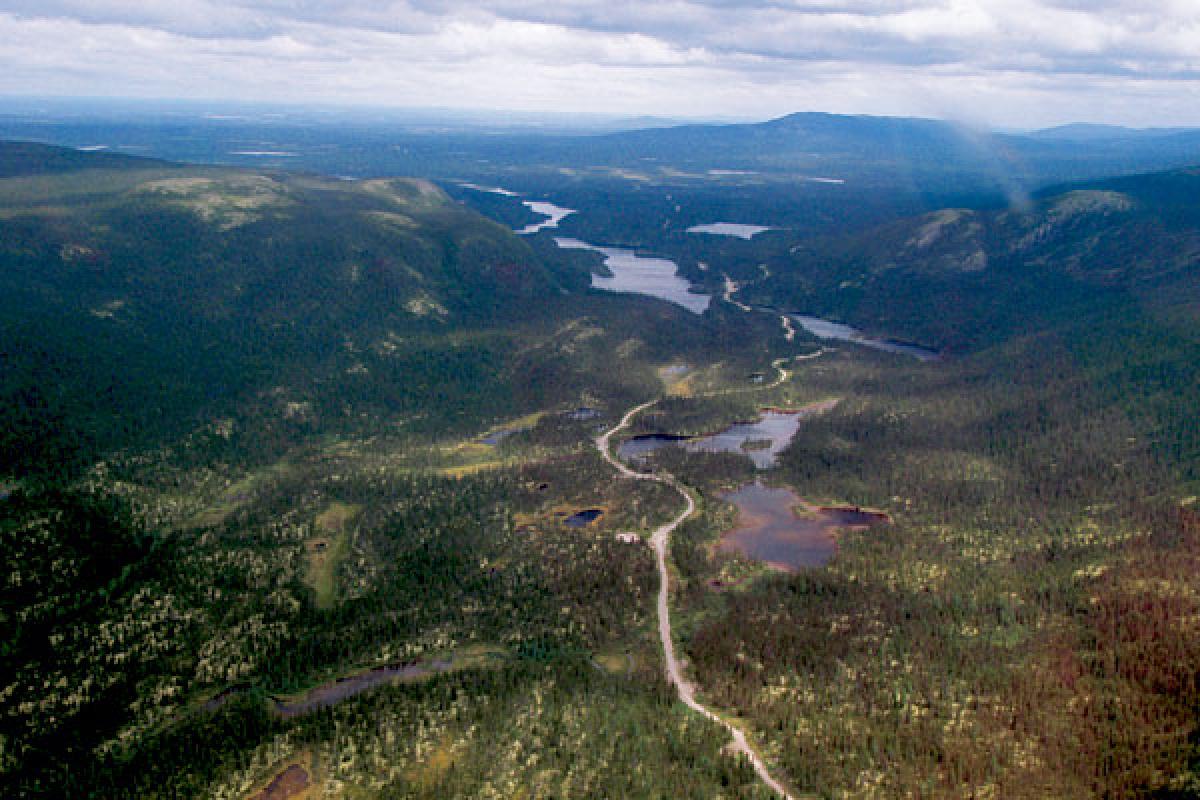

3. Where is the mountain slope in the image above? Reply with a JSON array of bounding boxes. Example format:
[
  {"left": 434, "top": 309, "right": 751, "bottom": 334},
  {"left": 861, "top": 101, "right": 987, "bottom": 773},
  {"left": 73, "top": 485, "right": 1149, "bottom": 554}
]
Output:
[
  {"left": 0, "top": 139, "right": 165, "bottom": 178},
  {"left": 754, "top": 165, "right": 1200, "bottom": 343},
  {"left": 0, "top": 143, "right": 571, "bottom": 475},
  {"left": 578, "top": 111, "right": 1200, "bottom": 192},
  {"left": 1030, "top": 123, "right": 1199, "bottom": 142},
  {"left": 747, "top": 164, "right": 1200, "bottom": 484},
  {"left": 0, "top": 141, "right": 786, "bottom": 799}
]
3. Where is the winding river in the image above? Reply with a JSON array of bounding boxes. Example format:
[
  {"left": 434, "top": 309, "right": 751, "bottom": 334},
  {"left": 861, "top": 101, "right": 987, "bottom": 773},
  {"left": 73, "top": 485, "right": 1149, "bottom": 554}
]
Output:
[{"left": 517, "top": 200, "right": 576, "bottom": 234}]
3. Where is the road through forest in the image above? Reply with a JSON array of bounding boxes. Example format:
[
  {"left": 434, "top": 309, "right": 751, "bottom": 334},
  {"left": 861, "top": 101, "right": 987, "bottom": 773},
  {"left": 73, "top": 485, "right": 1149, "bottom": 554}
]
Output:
[{"left": 593, "top": 356, "right": 819, "bottom": 799}]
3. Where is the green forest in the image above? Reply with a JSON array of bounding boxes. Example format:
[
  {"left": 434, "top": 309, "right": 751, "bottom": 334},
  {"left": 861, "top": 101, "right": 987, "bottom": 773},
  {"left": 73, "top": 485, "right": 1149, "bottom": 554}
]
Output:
[{"left": 3, "top": 139, "right": 1200, "bottom": 799}]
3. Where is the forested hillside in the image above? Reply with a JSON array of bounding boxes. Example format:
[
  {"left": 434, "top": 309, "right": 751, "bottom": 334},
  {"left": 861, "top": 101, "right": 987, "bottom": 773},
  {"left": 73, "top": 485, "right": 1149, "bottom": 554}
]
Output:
[
  {"left": 738, "top": 167, "right": 1200, "bottom": 488},
  {"left": 0, "top": 142, "right": 588, "bottom": 478},
  {"left": 4, "top": 140, "right": 1200, "bottom": 799},
  {"left": 0, "top": 143, "right": 786, "bottom": 798}
]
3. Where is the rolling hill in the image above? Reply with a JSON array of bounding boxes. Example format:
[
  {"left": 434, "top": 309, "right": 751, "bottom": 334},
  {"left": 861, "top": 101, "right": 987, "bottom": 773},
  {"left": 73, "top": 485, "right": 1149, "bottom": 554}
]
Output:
[
  {"left": 742, "top": 165, "right": 1200, "bottom": 485},
  {"left": 0, "top": 142, "right": 582, "bottom": 476}
]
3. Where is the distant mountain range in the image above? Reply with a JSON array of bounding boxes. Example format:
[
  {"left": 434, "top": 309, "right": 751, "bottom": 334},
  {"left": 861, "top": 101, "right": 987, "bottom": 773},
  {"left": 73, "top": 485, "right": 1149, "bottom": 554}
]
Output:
[
  {"left": 4, "top": 108, "right": 1200, "bottom": 203},
  {"left": 1029, "top": 123, "right": 1200, "bottom": 142},
  {"left": 584, "top": 111, "right": 1200, "bottom": 189}
]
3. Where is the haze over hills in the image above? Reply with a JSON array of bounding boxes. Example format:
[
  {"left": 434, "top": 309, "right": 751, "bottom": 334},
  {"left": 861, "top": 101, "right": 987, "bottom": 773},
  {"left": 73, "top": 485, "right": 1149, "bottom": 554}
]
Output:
[
  {"left": 0, "top": 140, "right": 166, "bottom": 178},
  {"left": 5, "top": 105, "right": 1200, "bottom": 193},
  {"left": 1030, "top": 123, "right": 1200, "bottom": 142},
  {"left": 736, "top": 165, "right": 1200, "bottom": 483},
  {"left": 749, "top": 165, "right": 1200, "bottom": 349}
]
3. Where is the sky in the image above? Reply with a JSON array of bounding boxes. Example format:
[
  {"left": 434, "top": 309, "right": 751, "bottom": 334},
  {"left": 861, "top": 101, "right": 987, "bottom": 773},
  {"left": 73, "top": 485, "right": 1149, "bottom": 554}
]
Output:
[{"left": 2, "top": 1, "right": 1199, "bottom": 128}]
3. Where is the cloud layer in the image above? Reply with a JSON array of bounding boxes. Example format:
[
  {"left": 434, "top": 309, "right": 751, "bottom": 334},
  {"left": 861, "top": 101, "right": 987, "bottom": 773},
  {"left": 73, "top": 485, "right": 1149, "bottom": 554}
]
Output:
[{"left": 2, "top": 0, "right": 1198, "bottom": 126}]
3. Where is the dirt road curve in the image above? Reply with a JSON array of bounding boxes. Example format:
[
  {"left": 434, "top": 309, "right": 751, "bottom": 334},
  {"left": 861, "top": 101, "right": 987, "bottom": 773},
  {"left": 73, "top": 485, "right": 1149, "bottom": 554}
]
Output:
[{"left": 596, "top": 401, "right": 797, "bottom": 800}]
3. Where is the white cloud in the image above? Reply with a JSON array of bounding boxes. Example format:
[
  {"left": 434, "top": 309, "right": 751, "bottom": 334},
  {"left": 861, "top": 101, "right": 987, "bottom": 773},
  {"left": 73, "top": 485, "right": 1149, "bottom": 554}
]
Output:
[{"left": 0, "top": 0, "right": 1197, "bottom": 125}]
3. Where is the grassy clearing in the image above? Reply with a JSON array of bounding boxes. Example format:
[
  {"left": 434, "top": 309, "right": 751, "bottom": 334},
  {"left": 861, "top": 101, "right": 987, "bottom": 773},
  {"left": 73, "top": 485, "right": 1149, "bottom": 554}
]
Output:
[
  {"left": 480, "top": 410, "right": 547, "bottom": 439},
  {"left": 439, "top": 461, "right": 508, "bottom": 477},
  {"left": 402, "top": 734, "right": 459, "bottom": 791},
  {"left": 315, "top": 502, "right": 360, "bottom": 534},
  {"left": 593, "top": 648, "right": 636, "bottom": 677},
  {"left": 657, "top": 364, "right": 695, "bottom": 397},
  {"left": 181, "top": 458, "right": 298, "bottom": 530},
  {"left": 305, "top": 503, "right": 359, "bottom": 609}
]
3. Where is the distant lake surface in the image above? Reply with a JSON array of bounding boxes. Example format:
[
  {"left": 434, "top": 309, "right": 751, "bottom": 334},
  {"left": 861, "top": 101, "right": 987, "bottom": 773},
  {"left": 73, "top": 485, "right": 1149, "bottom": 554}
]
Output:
[
  {"left": 517, "top": 200, "right": 576, "bottom": 234},
  {"left": 458, "top": 183, "right": 576, "bottom": 233},
  {"left": 462, "top": 184, "right": 710, "bottom": 312},
  {"left": 790, "top": 315, "right": 939, "bottom": 361},
  {"left": 555, "top": 238, "right": 711, "bottom": 314},
  {"left": 457, "top": 183, "right": 519, "bottom": 197},
  {"left": 687, "top": 223, "right": 772, "bottom": 239}
]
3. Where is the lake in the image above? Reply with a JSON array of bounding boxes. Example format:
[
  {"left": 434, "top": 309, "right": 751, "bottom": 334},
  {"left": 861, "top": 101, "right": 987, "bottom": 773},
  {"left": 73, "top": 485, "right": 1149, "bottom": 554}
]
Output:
[
  {"left": 684, "top": 410, "right": 805, "bottom": 469},
  {"left": 517, "top": 200, "right": 576, "bottom": 234},
  {"left": 555, "top": 238, "right": 711, "bottom": 314},
  {"left": 458, "top": 183, "right": 576, "bottom": 234},
  {"left": 617, "top": 409, "right": 816, "bottom": 468},
  {"left": 790, "top": 314, "right": 939, "bottom": 361},
  {"left": 718, "top": 482, "right": 889, "bottom": 571},
  {"left": 687, "top": 222, "right": 772, "bottom": 239},
  {"left": 463, "top": 184, "right": 710, "bottom": 312}
]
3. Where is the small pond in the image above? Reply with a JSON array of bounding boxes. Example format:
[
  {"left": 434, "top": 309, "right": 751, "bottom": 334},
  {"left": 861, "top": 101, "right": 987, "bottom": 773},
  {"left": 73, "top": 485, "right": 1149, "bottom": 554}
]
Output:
[
  {"left": 273, "top": 660, "right": 452, "bottom": 718},
  {"left": 617, "top": 409, "right": 819, "bottom": 469},
  {"left": 718, "top": 482, "right": 889, "bottom": 571},
  {"left": 480, "top": 426, "right": 530, "bottom": 445},
  {"left": 564, "top": 509, "right": 604, "bottom": 528},
  {"left": 618, "top": 433, "right": 693, "bottom": 462}
]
